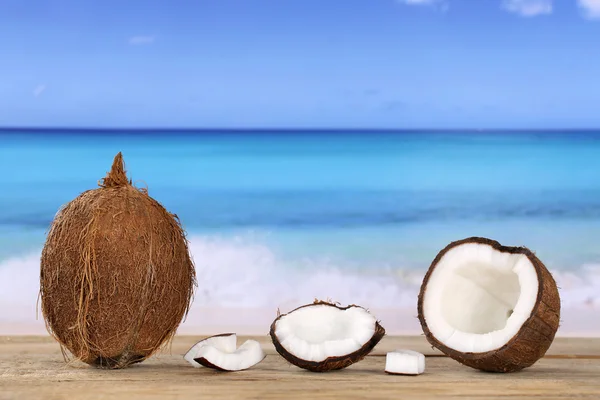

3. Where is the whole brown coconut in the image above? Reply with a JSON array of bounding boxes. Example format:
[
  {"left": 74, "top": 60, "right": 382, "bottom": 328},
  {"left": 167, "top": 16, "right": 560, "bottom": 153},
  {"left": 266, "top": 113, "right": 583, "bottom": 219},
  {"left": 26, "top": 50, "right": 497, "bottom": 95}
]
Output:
[
  {"left": 417, "top": 237, "right": 560, "bottom": 373},
  {"left": 40, "top": 152, "right": 196, "bottom": 369}
]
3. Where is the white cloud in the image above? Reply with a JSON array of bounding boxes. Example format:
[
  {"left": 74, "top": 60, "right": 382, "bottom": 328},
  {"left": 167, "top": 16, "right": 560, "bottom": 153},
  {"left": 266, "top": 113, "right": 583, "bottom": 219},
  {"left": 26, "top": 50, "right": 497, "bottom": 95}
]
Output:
[
  {"left": 398, "top": 0, "right": 445, "bottom": 5},
  {"left": 128, "top": 35, "right": 155, "bottom": 45},
  {"left": 399, "top": 0, "right": 439, "bottom": 4},
  {"left": 33, "top": 84, "right": 46, "bottom": 98},
  {"left": 579, "top": 0, "right": 600, "bottom": 19},
  {"left": 502, "top": 0, "right": 553, "bottom": 16},
  {"left": 397, "top": 0, "right": 449, "bottom": 11}
]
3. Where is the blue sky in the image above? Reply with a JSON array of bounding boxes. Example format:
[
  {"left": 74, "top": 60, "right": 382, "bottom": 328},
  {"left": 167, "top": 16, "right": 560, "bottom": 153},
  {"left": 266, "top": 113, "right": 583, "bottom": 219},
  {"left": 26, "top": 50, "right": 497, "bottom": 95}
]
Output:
[{"left": 1, "top": 0, "right": 600, "bottom": 129}]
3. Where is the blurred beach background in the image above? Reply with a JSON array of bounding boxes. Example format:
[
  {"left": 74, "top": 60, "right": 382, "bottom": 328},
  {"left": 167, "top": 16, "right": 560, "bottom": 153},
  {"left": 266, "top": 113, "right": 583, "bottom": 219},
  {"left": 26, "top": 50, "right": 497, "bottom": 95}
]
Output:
[
  {"left": 3, "top": 0, "right": 600, "bottom": 337},
  {"left": 1, "top": 130, "right": 599, "bottom": 336}
]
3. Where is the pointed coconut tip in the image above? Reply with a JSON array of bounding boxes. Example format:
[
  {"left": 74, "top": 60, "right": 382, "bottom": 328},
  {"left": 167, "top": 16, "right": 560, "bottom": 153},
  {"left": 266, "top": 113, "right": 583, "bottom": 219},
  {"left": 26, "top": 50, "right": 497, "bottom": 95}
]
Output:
[
  {"left": 99, "top": 152, "right": 131, "bottom": 188},
  {"left": 183, "top": 333, "right": 265, "bottom": 372},
  {"left": 269, "top": 301, "right": 385, "bottom": 372},
  {"left": 417, "top": 236, "right": 561, "bottom": 373}
]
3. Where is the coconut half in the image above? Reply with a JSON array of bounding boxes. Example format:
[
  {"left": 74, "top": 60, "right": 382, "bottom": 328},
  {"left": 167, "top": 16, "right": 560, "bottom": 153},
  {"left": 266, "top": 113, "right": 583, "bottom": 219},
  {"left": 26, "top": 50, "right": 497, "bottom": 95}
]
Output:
[
  {"left": 417, "top": 237, "right": 561, "bottom": 372},
  {"left": 269, "top": 300, "right": 385, "bottom": 372},
  {"left": 385, "top": 349, "right": 425, "bottom": 375},
  {"left": 184, "top": 333, "right": 265, "bottom": 372}
]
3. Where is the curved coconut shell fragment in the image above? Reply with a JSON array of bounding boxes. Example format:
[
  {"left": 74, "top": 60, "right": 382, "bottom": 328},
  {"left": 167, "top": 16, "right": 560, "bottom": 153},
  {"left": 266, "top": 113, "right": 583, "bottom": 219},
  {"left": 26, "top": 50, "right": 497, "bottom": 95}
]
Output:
[
  {"left": 40, "top": 152, "right": 196, "bottom": 369},
  {"left": 184, "top": 333, "right": 266, "bottom": 372},
  {"left": 184, "top": 333, "right": 238, "bottom": 368},
  {"left": 417, "top": 237, "right": 560, "bottom": 373},
  {"left": 269, "top": 300, "right": 385, "bottom": 372}
]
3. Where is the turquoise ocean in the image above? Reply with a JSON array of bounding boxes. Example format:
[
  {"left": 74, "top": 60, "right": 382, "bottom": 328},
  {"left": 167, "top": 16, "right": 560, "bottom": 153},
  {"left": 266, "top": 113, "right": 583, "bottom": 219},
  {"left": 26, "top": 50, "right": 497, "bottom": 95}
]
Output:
[{"left": 1, "top": 130, "right": 600, "bottom": 319}]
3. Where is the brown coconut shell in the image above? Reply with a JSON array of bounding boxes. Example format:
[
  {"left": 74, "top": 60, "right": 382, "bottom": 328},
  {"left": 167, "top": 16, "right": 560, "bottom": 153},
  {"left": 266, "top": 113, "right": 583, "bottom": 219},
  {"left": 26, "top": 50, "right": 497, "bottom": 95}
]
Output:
[
  {"left": 269, "top": 300, "right": 386, "bottom": 372},
  {"left": 39, "top": 152, "right": 196, "bottom": 369},
  {"left": 417, "top": 237, "right": 561, "bottom": 373},
  {"left": 194, "top": 357, "right": 229, "bottom": 371}
]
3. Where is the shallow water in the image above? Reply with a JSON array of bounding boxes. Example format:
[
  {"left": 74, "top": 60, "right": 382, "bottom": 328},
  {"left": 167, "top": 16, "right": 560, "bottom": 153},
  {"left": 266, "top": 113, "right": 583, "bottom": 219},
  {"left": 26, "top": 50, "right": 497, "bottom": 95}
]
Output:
[{"left": 1, "top": 130, "right": 599, "bottom": 312}]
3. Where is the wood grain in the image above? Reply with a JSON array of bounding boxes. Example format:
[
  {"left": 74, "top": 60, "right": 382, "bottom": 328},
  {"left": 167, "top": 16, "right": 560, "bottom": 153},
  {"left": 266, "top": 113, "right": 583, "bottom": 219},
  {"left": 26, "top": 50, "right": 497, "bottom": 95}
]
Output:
[{"left": 1, "top": 336, "right": 599, "bottom": 399}]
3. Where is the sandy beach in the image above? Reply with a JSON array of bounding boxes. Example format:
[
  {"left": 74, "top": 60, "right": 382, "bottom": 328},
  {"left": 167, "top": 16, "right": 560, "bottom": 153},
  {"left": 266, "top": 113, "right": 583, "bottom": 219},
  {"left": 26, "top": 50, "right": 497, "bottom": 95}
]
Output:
[{"left": 0, "top": 335, "right": 599, "bottom": 400}]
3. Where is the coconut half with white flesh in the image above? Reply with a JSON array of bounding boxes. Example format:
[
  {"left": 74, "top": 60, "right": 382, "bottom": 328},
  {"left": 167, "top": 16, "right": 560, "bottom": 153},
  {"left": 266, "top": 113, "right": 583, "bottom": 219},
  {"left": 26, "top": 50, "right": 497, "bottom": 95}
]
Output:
[
  {"left": 418, "top": 237, "right": 561, "bottom": 373},
  {"left": 269, "top": 300, "right": 386, "bottom": 372},
  {"left": 184, "top": 333, "right": 265, "bottom": 371}
]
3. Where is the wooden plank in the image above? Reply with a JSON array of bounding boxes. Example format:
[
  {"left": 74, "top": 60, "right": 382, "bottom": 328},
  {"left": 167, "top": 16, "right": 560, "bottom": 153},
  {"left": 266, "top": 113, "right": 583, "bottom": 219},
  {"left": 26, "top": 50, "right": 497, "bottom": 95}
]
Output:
[
  {"left": 3, "top": 335, "right": 599, "bottom": 356},
  {"left": 1, "top": 336, "right": 599, "bottom": 399}
]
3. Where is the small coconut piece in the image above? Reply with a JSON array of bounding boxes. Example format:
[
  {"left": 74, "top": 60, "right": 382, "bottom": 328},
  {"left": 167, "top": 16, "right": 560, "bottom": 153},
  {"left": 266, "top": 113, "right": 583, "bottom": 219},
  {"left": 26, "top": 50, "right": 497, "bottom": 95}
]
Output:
[
  {"left": 385, "top": 349, "right": 425, "bottom": 375},
  {"left": 39, "top": 152, "right": 196, "bottom": 369},
  {"left": 417, "top": 237, "right": 561, "bottom": 373},
  {"left": 184, "top": 333, "right": 237, "bottom": 367},
  {"left": 269, "top": 300, "right": 385, "bottom": 372},
  {"left": 184, "top": 333, "right": 265, "bottom": 371}
]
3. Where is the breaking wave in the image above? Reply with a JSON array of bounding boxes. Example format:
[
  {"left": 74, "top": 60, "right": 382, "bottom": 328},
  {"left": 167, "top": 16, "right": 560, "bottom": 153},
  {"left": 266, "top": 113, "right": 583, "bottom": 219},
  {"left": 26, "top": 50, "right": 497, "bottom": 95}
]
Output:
[{"left": 1, "top": 234, "right": 600, "bottom": 327}]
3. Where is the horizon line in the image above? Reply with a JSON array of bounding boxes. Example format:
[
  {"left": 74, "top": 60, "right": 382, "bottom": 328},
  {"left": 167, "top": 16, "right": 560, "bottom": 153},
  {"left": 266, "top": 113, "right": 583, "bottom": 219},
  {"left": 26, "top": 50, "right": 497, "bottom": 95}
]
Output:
[{"left": 2, "top": 127, "right": 600, "bottom": 133}]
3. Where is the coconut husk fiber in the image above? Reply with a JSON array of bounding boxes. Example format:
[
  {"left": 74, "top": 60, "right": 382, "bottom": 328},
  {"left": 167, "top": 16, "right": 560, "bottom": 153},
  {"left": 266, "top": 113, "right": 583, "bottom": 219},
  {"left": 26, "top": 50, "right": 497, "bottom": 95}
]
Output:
[{"left": 39, "top": 152, "right": 196, "bottom": 369}]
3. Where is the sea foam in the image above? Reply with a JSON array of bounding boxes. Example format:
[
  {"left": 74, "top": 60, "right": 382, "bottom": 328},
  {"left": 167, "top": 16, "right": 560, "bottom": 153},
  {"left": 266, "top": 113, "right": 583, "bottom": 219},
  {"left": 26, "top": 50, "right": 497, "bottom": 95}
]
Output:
[{"left": 1, "top": 234, "right": 599, "bottom": 331}]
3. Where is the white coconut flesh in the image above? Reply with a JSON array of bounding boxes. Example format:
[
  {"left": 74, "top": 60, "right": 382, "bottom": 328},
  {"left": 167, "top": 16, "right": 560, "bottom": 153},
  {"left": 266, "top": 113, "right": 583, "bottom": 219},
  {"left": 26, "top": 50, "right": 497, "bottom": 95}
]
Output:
[
  {"left": 422, "top": 242, "right": 539, "bottom": 354},
  {"left": 385, "top": 349, "right": 425, "bottom": 375},
  {"left": 273, "top": 304, "right": 378, "bottom": 362},
  {"left": 184, "top": 334, "right": 265, "bottom": 371}
]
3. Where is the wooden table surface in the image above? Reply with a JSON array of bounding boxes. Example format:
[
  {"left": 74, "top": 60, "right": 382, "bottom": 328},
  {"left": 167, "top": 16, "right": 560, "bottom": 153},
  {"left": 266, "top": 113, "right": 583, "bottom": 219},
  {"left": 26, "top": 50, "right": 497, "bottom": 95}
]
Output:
[{"left": 1, "top": 335, "right": 599, "bottom": 399}]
